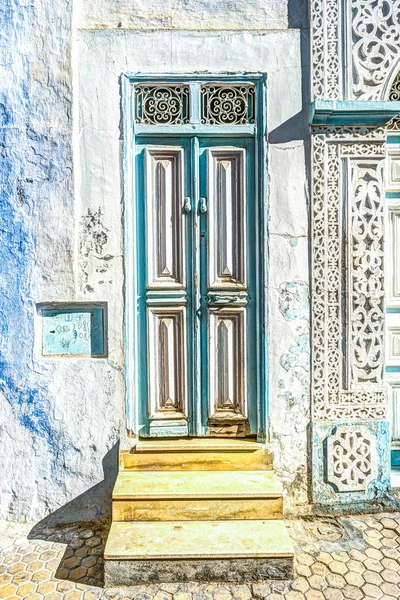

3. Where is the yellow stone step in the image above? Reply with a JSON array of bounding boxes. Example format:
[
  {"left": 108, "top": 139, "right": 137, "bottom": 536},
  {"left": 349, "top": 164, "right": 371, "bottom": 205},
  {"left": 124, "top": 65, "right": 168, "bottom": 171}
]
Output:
[
  {"left": 104, "top": 519, "right": 294, "bottom": 561},
  {"left": 113, "top": 470, "right": 282, "bottom": 499},
  {"left": 112, "top": 470, "right": 283, "bottom": 521},
  {"left": 120, "top": 438, "right": 272, "bottom": 471}
]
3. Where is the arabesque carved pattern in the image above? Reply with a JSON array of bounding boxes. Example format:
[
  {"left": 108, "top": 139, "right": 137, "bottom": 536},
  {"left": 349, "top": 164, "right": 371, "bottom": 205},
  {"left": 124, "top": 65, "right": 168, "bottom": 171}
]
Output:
[
  {"left": 389, "top": 71, "right": 400, "bottom": 101},
  {"left": 327, "top": 425, "right": 377, "bottom": 492},
  {"left": 349, "top": 161, "right": 385, "bottom": 387},
  {"left": 312, "top": 127, "right": 387, "bottom": 421},
  {"left": 311, "top": 0, "right": 340, "bottom": 99},
  {"left": 311, "top": 0, "right": 400, "bottom": 100},
  {"left": 353, "top": 0, "right": 400, "bottom": 100}
]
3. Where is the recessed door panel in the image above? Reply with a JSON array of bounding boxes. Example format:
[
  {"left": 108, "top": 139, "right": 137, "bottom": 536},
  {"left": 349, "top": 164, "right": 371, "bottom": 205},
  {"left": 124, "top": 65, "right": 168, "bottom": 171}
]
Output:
[
  {"left": 209, "top": 307, "right": 247, "bottom": 418},
  {"left": 145, "top": 148, "right": 185, "bottom": 288},
  {"left": 207, "top": 149, "right": 247, "bottom": 289},
  {"left": 147, "top": 306, "right": 188, "bottom": 419}
]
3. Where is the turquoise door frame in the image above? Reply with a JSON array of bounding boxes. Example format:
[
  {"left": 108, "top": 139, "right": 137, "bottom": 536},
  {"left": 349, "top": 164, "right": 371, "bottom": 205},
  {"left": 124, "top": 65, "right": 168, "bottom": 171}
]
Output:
[{"left": 123, "top": 73, "right": 269, "bottom": 441}]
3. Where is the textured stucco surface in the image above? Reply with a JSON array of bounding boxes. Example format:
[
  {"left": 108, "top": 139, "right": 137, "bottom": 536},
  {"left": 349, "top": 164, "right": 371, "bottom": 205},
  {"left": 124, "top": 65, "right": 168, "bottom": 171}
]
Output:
[
  {"left": 79, "top": 0, "right": 309, "bottom": 31},
  {"left": 1, "top": 0, "right": 310, "bottom": 522},
  {"left": 0, "top": 0, "right": 123, "bottom": 523},
  {"left": 79, "top": 27, "right": 311, "bottom": 514}
]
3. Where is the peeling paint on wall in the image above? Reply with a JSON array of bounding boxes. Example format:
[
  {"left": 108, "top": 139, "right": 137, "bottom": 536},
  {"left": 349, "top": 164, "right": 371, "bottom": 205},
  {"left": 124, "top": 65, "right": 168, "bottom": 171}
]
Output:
[
  {"left": 80, "top": 208, "right": 114, "bottom": 293},
  {"left": 279, "top": 281, "right": 309, "bottom": 321}
]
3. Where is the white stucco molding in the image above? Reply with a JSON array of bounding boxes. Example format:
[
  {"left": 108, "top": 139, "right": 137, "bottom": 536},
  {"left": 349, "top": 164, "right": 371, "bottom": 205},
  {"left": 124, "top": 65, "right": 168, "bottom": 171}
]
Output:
[
  {"left": 311, "top": 125, "right": 388, "bottom": 421},
  {"left": 311, "top": 0, "right": 400, "bottom": 101}
]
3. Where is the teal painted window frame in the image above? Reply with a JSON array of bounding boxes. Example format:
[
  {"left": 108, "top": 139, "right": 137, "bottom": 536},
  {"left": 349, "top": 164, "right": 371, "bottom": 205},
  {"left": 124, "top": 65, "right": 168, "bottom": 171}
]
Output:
[{"left": 122, "top": 73, "right": 269, "bottom": 441}]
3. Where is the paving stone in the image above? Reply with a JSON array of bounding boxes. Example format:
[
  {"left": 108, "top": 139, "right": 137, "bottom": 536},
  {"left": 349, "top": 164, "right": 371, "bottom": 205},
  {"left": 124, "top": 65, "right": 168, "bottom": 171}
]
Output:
[
  {"left": 342, "top": 585, "right": 363, "bottom": 600},
  {"left": 296, "top": 564, "right": 312, "bottom": 578},
  {"left": 346, "top": 560, "right": 365, "bottom": 574},
  {"left": 11, "top": 571, "right": 31, "bottom": 585},
  {"left": 344, "top": 572, "right": 364, "bottom": 587},
  {"left": 323, "top": 589, "right": 344, "bottom": 600},
  {"left": 37, "top": 581, "right": 57, "bottom": 594},
  {"left": 230, "top": 586, "right": 250, "bottom": 600},
  {"left": 362, "top": 583, "right": 383, "bottom": 599},
  {"left": 291, "top": 578, "right": 309, "bottom": 593},
  {"left": 286, "top": 592, "right": 305, "bottom": 600},
  {"left": 365, "top": 548, "right": 383, "bottom": 561},
  {"left": 251, "top": 584, "right": 271, "bottom": 598},
  {"left": 31, "top": 569, "right": 51, "bottom": 583},
  {"left": 17, "top": 582, "right": 37, "bottom": 596},
  {"left": 310, "top": 563, "right": 329, "bottom": 577},
  {"left": 328, "top": 561, "right": 348, "bottom": 575},
  {"left": 326, "top": 573, "right": 347, "bottom": 589},
  {"left": 308, "top": 575, "right": 326, "bottom": 591},
  {"left": 381, "top": 558, "right": 398, "bottom": 571},
  {"left": 380, "top": 530, "right": 397, "bottom": 539},
  {"left": 349, "top": 550, "right": 367, "bottom": 562},
  {"left": 363, "top": 571, "right": 383, "bottom": 586},
  {"left": 380, "top": 519, "right": 397, "bottom": 530},
  {"left": 0, "top": 585, "right": 18, "bottom": 599},
  {"left": 363, "top": 558, "right": 383, "bottom": 573},
  {"left": 0, "top": 575, "right": 12, "bottom": 586},
  {"left": 297, "top": 554, "right": 315, "bottom": 567},
  {"left": 381, "top": 569, "right": 400, "bottom": 584},
  {"left": 305, "top": 591, "right": 325, "bottom": 600},
  {"left": 315, "top": 553, "right": 332, "bottom": 566},
  {"left": 380, "top": 583, "right": 400, "bottom": 597}
]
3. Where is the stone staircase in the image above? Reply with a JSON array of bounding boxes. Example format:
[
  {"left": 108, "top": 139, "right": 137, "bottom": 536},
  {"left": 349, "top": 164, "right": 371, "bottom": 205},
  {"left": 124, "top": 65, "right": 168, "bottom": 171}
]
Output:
[{"left": 104, "top": 439, "right": 294, "bottom": 585}]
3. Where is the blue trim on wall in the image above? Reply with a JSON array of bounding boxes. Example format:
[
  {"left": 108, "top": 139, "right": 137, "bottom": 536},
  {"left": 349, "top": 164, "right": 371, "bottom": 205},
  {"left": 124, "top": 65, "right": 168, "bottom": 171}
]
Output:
[{"left": 310, "top": 100, "right": 400, "bottom": 125}]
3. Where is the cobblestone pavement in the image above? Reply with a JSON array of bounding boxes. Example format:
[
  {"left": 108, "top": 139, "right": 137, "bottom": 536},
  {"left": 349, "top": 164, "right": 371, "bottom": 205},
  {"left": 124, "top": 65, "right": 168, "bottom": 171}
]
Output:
[{"left": 1, "top": 514, "right": 400, "bottom": 599}]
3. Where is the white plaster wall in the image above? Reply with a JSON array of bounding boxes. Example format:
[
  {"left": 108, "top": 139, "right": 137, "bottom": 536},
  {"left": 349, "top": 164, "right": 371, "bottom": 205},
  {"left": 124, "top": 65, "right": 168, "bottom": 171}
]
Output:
[
  {"left": 1, "top": 0, "right": 310, "bottom": 523},
  {"left": 78, "top": 27, "right": 311, "bottom": 513},
  {"left": 80, "top": 0, "right": 289, "bottom": 30}
]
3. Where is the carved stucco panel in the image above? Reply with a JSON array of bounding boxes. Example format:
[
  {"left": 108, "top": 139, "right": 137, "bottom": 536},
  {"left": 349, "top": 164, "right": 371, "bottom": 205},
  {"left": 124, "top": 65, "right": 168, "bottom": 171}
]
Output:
[
  {"left": 327, "top": 425, "right": 377, "bottom": 492},
  {"left": 311, "top": 127, "right": 387, "bottom": 421},
  {"left": 352, "top": 0, "right": 400, "bottom": 100},
  {"left": 311, "top": 0, "right": 400, "bottom": 100}
]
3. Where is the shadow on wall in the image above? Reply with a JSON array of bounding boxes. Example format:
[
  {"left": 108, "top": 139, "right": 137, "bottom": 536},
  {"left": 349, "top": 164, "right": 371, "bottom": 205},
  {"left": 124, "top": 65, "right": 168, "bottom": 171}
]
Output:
[
  {"left": 27, "top": 443, "right": 119, "bottom": 588},
  {"left": 268, "top": 29, "right": 311, "bottom": 145}
]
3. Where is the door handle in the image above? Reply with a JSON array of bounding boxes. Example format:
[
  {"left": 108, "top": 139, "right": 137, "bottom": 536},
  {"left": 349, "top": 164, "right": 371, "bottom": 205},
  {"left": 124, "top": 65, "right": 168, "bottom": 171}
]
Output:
[
  {"left": 200, "top": 197, "right": 207, "bottom": 213},
  {"left": 183, "top": 197, "right": 191, "bottom": 213}
]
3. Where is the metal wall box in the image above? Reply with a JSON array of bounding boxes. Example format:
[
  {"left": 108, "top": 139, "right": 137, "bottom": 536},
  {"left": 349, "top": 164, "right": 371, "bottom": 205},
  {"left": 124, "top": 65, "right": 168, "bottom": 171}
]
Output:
[{"left": 39, "top": 303, "right": 107, "bottom": 357}]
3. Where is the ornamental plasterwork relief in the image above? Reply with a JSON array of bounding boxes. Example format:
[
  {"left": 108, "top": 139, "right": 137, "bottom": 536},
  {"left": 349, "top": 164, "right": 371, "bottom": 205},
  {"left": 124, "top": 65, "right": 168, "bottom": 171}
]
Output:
[
  {"left": 311, "top": 0, "right": 340, "bottom": 99},
  {"left": 327, "top": 425, "right": 377, "bottom": 492},
  {"left": 312, "top": 127, "right": 387, "bottom": 421},
  {"left": 353, "top": 0, "right": 400, "bottom": 100},
  {"left": 389, "top": 71, "right": 400, "bottom": 101},
  {"left": 311, "top": 0, "right": 400, "bottom": 100}
]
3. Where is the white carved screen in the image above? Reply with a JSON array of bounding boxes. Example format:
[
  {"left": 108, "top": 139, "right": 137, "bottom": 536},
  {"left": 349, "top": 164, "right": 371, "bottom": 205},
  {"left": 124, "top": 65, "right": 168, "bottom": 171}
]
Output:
[
  {"left": 312, "top": 127, "right": 387, "bottom": 421},
  {"left": 311, "top": 0, "right": 400, "bottom": 101}
]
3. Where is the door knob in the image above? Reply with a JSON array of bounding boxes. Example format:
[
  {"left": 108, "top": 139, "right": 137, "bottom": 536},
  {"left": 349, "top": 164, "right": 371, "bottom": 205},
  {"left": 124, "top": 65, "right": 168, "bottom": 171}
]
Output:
[
  {"left": 183, "top": 197, "right": 191, "bottom": 213},
  {"left": 200, "top": 197, "right": 207, "bottom": 213}
]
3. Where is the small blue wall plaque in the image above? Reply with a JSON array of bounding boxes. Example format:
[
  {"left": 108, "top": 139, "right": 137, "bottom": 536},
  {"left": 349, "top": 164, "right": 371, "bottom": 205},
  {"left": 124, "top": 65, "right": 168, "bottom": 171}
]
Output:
[{"left": 41, "top": 305, "right": 106, "bottom": 357}]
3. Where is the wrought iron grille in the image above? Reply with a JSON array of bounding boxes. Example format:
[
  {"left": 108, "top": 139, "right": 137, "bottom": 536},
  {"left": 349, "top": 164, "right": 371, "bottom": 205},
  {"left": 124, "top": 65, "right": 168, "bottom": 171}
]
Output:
[
  {"left": 201, "top": 84, "right": 255, "bottom": 125},
  {"left": 134, "top": 84, "right": 190, "bottom": 125}
]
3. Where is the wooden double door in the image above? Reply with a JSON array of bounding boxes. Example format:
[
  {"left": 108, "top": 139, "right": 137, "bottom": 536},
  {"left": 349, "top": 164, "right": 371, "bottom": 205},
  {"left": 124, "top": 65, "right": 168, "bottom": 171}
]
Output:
[{"left": 135, "top": 136, "right": 259, "bottom": 437}]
